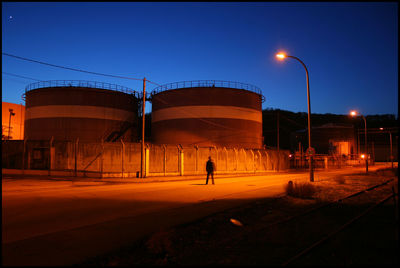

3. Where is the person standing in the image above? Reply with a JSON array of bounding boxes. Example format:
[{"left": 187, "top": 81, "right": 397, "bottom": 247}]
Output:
[{"left": 205, "top": 156, "right": 215, "bottom": 185}]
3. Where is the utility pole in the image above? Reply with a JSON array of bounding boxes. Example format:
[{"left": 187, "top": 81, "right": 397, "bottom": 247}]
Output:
[{"left": 141, "top": 78, "right": 146, "bottom": 178}]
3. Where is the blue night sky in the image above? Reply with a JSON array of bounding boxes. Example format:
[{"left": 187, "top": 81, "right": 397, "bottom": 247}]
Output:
[{"left": 2, "top": 2, "right": 398, "bottom": 116}]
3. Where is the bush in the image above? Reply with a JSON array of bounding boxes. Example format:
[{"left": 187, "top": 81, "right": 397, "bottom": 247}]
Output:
[
  {"left": 146, "top": 229, "right": 174, "bottom": 256},
  {"left": 285, "top": 180, "right": 316, "bottom": 199},
  {"left": 334, "top": 176, "right": 346, "bottom": 184}
]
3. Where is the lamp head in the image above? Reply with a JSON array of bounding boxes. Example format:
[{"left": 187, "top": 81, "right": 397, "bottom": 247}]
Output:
[
  {"left": 350, "top": 110, "right": 357, "bottom": 117},
  {"left": 276, "top": 52, "right": 287, "bottom": 60}
]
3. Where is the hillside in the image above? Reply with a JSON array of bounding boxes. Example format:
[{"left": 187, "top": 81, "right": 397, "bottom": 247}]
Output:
[{"left": 262, "top": 108, "right": 398, "bottom": 150}]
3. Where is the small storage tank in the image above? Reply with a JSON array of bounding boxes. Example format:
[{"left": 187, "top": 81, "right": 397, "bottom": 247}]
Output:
[
  {"left": 24, "top": 80, "right": 139, "bottom": 142},
  {"left": 150, "top": 80, "right": 264, "bottom": 149}
]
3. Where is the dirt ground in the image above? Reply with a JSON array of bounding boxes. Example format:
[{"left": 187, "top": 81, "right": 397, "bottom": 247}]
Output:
[{"left": 82, "top": 167, "right": 398, "bottom": 266}]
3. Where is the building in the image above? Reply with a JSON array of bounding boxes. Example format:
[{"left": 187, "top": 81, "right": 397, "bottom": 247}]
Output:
[
  {"left": 291, "top": 123, "right": 356, "bottom": 156},
  {"left": 2, "top": 102, "right": 25, "bottom": 140}
]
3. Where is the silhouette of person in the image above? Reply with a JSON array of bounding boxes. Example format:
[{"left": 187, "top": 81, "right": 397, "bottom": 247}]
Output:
[{"left": 205, "top": 156, "right": 215, "bottom": 185}]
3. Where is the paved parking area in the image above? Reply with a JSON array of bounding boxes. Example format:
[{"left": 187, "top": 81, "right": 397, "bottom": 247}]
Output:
[{"left": 2, "top": 165, "right": 392, "bottom": 266}]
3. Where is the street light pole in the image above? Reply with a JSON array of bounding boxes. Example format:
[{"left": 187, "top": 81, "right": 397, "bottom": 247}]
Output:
[
  {"left": 361, "top": 115, "right": 368, "bottom": 173},
  {"left": 350, "top": 111, "right": 368, "bottom": 173},
  {"left": 276, "top": 53, "right": 314, "bottom": 182}
]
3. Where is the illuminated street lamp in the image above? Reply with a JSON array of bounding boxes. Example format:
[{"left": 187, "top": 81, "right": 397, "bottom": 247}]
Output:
[
  {"left": 350, "top": 110, "right": 368, "bottom": 173},
  {"left": 276, "top": 52, "right": 314, "bottom": 182},
  {"left": 8, "top": 108, "right": 15, "bottom": 140},
  {"left": 380, "top": 127, "right": 393, "bottom": 169}
]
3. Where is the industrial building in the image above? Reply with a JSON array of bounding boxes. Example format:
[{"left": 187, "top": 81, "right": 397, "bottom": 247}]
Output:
[
  {"left": 2, "top": 102, "right": 25, "bottom": 140},
  {"left": 291, "top": 123, "right": 357, "bottom": 156}
]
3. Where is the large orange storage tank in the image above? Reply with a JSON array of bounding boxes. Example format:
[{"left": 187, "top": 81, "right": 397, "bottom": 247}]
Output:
[
  {"left": 24, "top": 80, "right": 139, "bottom": 142},
  {"left": 150, "top": 80, "right": 264, "bottom": 149}
]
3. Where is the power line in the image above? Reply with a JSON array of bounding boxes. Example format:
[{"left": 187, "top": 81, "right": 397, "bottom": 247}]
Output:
[
  {"left": 2, "top": 76, "right": 32, "bottom": 85},
  {"left": 2, "top": 52, "right": 161, "bottom": 86},
  {"left": 2, "top": 71, "right": 41, "bottom": 81},
  {"left": 2, "top": 52, "right": 142, "bottom": 80}
]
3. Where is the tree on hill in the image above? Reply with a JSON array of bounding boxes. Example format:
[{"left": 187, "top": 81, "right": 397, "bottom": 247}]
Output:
[{"left": 262, "top": 108, "right": 398, "bottom": 150}]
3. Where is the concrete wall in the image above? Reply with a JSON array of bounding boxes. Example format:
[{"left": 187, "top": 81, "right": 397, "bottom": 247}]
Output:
[{"left": 2, "top": 140, "right": 290, "bottom": 178}]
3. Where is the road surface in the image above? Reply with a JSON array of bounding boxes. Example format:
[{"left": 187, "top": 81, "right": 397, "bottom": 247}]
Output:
[{"left": 1, "top": 165, "right": 390, "bottom": 266}]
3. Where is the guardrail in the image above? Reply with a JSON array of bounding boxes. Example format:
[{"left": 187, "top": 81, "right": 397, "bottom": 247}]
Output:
[
  {"left": 150, "top": 80, "right": 265, "bottom": 102},
  {"left": 25, "top": 80, "right": 140, "bottom": 98}
]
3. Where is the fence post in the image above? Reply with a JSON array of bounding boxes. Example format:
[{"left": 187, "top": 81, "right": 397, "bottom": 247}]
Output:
[
  {"left": 145, "top": 144, "right": 150, "bottom": 177},
  {"left": 100, "top": 139, "right": 104, "bottom": 178},
  {"left": 121, "top": 139, "right": 125, "bottom": 178},
  {"left": 214, "top": 146, "right": 218, "bottom": 175},
  {"left": 74, "top": 138, "right": 79, "bottom": 177},
  {"left": 195, "top": 145, "right": 198, "bottom": 174},
  {"left": 180, "top": 148, "right": 184, "bottom": 176},
  {"left": 49, "top": 136, "right": 54, "bottom": 175},
  {"left": 224, "top": 147, "right": 228, "bottom": 172},
  {"left": 243, "top": 149, "right": 247, "bottom": 172},
  {"left": 234, "top": 148, "right": 238, "bottom": 172},
  {"left": 178, "top": 144, "right": 183, "bottom": 176},
  {"left": 22, "top": 138, "right": 27, "bottom": 173},
  {"left": 163, "top": 144, "right": 166, "bottom": 176},
  {"left": 277, "top": 150, "right": 280, "bottom": 172},
  {"left": 251, "top": 150, "right": 255, "bottom": 173}
]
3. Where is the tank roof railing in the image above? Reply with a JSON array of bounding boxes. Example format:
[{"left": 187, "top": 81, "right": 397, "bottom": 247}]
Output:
[
  {"left": 150, "top": 80, "right": 264, "bottom": 101},
  {"left": 25, "top": 80, "right": 140, "bottom": 98}
]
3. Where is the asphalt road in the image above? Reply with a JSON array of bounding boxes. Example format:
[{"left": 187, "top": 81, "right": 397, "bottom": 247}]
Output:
[{"left": 1, "top": 165, "right": 390, "bottom": 266}]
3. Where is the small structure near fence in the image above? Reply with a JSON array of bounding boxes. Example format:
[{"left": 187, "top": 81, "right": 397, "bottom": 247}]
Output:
[
  {"left": 289, "top": 152, "right": 367, "bottom": 169},
  {"left": 2, "top": 139, "right": 290, "bottom": 178}
]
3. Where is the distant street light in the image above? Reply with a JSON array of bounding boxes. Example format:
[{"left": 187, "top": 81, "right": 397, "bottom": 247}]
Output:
[
  {"left": 350, "top": 110, "right": 368, "bottom": 173},
  {"left": 380, "top": 127, "right": 393, "bottom": 169},
  {"left": 8, "top": 108, "right": 15, "bottom": 140},
  {"left": 276, "top": 52, "right": 314, "bottom": 182}
]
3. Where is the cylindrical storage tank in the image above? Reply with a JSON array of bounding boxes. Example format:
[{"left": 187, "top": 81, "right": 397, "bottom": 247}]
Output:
[
  {"left": 151, "top": 80, "right": 264, "bottom": 149},
  {"left": 24, "top": 80, "right": 139, "bottom": 142}
]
